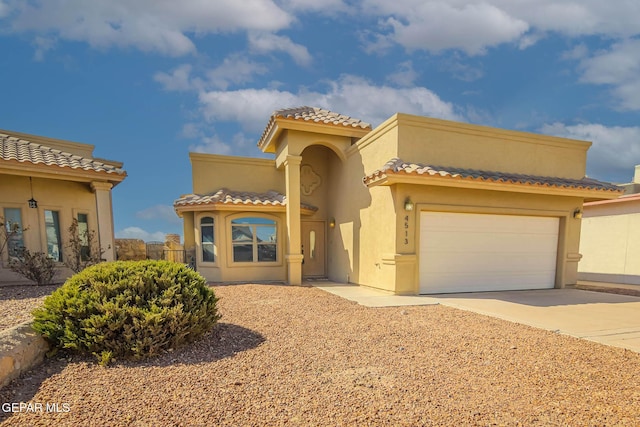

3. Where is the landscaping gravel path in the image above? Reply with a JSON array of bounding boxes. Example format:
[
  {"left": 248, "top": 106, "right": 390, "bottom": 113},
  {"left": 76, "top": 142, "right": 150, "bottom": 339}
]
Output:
[{"left": 1, "top": 283, "right": 640, "bottom": 426}]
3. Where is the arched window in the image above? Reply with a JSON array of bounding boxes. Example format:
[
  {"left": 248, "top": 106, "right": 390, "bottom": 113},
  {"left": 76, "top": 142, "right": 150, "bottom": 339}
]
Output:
[
  {"left": 200, "top": 217, "right": 215, "bottom": 262},
  {"left": 231, "top": 217, "right": 277, "bottom": 263}
]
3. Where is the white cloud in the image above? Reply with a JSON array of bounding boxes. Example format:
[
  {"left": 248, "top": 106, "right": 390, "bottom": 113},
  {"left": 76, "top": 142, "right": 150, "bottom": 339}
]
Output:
[
  {"left": 391, "top": 3, "right": 528, "bottom": 55},
  {"left": 198, "top": 74, "right": 462, "bottom": 132},
  {"left": 32, "top": 36, "right": 56, "bottom": 61},
  {"left": 386, "top": 61, "right": 418, "bottom": 87},
  {"left": 248, "top": 32, "right": 312, "bottom": 66},
  {"left": 155, "top": 55, "right": 271, "bottom": 92},
  {"left": 439, "top": 54, "right": 484, "bottom": 82},
  {"left": 3, "top": 0, "right": 292, "bottom": 56},
  {"left": 540, "top": 122, "right": 640, "bottom": 182},
  {"left": 561, "top": 43, "right": 589, "bottom": 61},
  {"left": 115, "top": 226, "right": 166, "bottom": 242},
  {"left": 199, "top": 88, "right": 301, "bottom": 132},
  {"left": 361, "top": 1, "right": 640, "bottom": 54},
  {"left": 189, "top": 132, "right": 253, "bottom": 155},
  {"left": 363, "top": 1, "right": 528, "bottom": 55},
  {"left": 207, "top": 54, "right": 269, "bottom": 89},
  {"left": 135, "top": 205, "right": 181, "bottom": 224},
  {"left": 0, "top": 1, "right": 8, "bottom": 18},
  {"left": 189, "top": 134, "right": 233, "bottom": 155},
  {"left": 279, "top": 0, "right": 351, "bottom": 14},
  {"left": 180, "top": 122, "right": 252, "bottom": 155},
  {"left": 154, "top": 64, "right": 201, "bottom": 91},
  {"left": 577, "top": 39, "right": 640, "bottom": 110}
]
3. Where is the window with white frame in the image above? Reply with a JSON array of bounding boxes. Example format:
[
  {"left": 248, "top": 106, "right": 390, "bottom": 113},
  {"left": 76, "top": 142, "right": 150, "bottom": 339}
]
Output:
[
  {"left": 200, "top": 216, "right": 215, "bottom": 262},
  {"left": 77, "top": 213, "right": 90, "bottom": 261},
  {"left": 3, "top": 208, "right": 24, "bottom": 258},
  {"left": 231, "top": 217, "right": 277, "bottom": 263},
  {"left": 44, "top": 210, "right": 62, "bottom": 262}
]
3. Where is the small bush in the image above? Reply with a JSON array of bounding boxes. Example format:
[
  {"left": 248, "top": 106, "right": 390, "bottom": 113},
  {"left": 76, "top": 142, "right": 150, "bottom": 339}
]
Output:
[
  {"left": 10, "top": 249, "right": 56, "bottom": 285},
  {"left": 32, "top": 260, "right": 220, "bottom": 364}
]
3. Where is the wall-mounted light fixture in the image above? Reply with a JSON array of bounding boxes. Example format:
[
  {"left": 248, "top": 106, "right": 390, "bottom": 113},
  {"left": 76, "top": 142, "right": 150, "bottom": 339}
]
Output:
[
  {"left": 404, "top": 197, "right": 414, "bottom": 211},
  {"left": 329, "top": 218, "right": 336, "bottom": 228},
  {"left": 28, "top": 177, "right": 38, "bottom": 209},
  {"left": 573, "top": 208, "right": 583, "bottom": 219}
]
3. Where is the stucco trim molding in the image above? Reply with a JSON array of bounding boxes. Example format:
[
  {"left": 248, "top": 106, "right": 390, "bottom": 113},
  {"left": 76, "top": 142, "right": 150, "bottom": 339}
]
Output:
[{"left": 381, "top": 253, "right": 417, "bottom": 265}]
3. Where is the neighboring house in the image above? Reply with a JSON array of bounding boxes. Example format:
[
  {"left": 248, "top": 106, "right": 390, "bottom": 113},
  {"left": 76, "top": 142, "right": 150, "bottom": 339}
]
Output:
[
  {"left": 579, "top": 165, "right": 640, "bottom": 285},
  {"left": 174, "top": 107, "right": 621, "bottom": 294},
  {"left": 0, "top": 129, "right": 126, "bottom": 283}
]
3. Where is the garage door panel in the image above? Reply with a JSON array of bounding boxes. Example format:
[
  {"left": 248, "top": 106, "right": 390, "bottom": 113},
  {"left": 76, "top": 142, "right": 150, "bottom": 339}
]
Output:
[
  {"left": 421, "top": 251, "right": 557, "bottom": 274},
  {"left": 419, "top": 212, "right": 559, "bottom": 294},
  {"left": 420, "top": 272, "right": 556, "bottom": 292},
  {"left": 422, "top": 232, "right": 559, "bottom": 253},
  {"left": 423, "top": 213, "right": 557, "bottom": 234}
]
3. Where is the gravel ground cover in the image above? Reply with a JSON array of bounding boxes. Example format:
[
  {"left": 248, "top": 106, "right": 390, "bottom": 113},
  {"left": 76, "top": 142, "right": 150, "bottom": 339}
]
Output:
[
  {"left": 1, "top": 283, "right": 640, "bottom": 426},
  {"left": 0, "top": 285, "right": 60, "bottom": 331}
]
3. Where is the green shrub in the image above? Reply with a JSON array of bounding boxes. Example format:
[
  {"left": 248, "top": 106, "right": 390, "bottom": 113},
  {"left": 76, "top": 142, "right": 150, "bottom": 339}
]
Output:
[{"left": 32, "top": 260, "right": 220, "bottom": 364}]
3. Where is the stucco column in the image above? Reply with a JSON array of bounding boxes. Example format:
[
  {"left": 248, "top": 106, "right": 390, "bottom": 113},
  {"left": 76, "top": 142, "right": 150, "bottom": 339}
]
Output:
[
  {"left": 284, "top": 155, "right": 303, "bottom": 285},
  {"left": 90, "top": 181, "right": 116, "bottom": 262}
]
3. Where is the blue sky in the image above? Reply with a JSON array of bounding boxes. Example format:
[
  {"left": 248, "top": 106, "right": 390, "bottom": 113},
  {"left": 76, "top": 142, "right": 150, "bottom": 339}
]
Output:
[{"left": 1, "top": 1, "right": 640, "bottom": 242}]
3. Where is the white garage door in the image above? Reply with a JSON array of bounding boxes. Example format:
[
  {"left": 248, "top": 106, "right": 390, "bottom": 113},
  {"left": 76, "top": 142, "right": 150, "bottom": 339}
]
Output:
[{"left": 419, "top": 212, "right": 559, "bottom": 294}]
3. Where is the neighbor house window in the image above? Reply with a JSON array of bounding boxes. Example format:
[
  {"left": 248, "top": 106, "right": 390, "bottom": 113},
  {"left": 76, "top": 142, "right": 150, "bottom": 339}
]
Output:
[
  {"left": 77, "top": 213, "right": 90, "bottom": 261},
  {"left": 231, "top": 217, "right": 277, "bottom": 263},
  {"left": 3, "top": 208, "right": 24, "bottom": 258},
  {"left": 200, "top": 217, "right": 215, "bottom": 262},
  {"left": 45, "top": 210, "right": 62, "bottom": 262}
]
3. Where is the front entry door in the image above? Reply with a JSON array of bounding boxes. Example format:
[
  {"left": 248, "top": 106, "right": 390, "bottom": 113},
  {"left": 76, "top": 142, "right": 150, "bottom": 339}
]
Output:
[{"left": 301, "top": 221, "right": 326, "bottom": 277}]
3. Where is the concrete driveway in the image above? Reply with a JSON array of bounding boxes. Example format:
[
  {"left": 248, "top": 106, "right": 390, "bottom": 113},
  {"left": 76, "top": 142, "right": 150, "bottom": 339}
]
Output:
[{"left": 315, "top": 284, "right": 640, "bottom": 353}]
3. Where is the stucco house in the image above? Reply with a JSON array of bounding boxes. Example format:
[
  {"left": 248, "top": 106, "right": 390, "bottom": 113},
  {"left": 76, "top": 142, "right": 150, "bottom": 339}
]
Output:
[
  {"left": 174, "top": 107, "right": 621, "bottom": 294},
  {"left": 0, "top": 129, "right": 126, "bottom": 283},
  {"left": 579, "top": 165, "right": 640, "bottom": 285}
]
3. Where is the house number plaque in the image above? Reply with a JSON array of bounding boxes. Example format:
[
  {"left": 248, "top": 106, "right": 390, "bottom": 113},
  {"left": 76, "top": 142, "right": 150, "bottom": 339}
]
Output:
[{"left": 404, "top": 215, "right": 409, "bottom": 245}]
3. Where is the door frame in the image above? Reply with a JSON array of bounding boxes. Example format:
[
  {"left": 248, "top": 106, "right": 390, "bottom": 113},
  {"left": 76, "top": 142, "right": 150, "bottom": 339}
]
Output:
[{"left": 301, "top": 220, "right": 327, "bottom": 278}]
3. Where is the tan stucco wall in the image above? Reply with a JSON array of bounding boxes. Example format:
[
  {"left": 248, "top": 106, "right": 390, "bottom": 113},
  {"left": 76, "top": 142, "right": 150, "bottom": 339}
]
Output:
[
  {"left": 190, "top": 153, "right": 284, "bottom": 195},
  {"left": 388, "top": 114, "right": 588, "bottom": 179},
  {"left": 0, "top": 174, "right": 100, "bottom": 267},
  {"left": 579, "top": 200, "right": 640, "bottom": 284}
]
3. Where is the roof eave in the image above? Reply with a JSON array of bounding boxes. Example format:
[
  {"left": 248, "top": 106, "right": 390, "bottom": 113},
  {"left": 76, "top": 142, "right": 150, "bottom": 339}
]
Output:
[
  {"left": 259, "top": 117, "right": 371, "bottom": 154},
  {"left": 174, "top": 202, "right": 317, "bottom": 216},
  {"left": 0, "top": 161, "right": 127, "bottom": 186},
  {"left": 365, "top": 173, "right": 623, "bottom": 200}
]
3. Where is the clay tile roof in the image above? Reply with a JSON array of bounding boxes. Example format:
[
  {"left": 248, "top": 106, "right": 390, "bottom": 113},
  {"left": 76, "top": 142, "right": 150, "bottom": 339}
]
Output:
[
  {"left": 364, "top": 158, "right": 624, "bottom": 193},
  {"left": 257, "top": 106, "right": 372, "bottom": 149},
  {"left": 174, "top": 188, "right": 318, "bottom": 211},
  {"left": 0, "top": 133, "right": 125, "bottom": 175}
]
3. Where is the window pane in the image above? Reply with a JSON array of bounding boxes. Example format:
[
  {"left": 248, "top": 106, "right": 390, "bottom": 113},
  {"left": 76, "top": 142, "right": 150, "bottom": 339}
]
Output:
[
  {"left": 256, "top": 225, "right": 276, "bottom": 243},
  {"left": 200, "top": 217, "right": 214, "bottom": 262},
  {"left": 45, "top": 210, "right": 62, "bottom": 262},
  {"left": 202, "top": 244, "right": 214, "bottom": 262},
  {"left": 4, "top": 208, "right": 24, "bottom": 258},
  {"left": 257, "top": 244, "right": 277, "bottom": 262},
  {"left": 202, "top": 225, "right": 214, "bottom": 244},
  {"left": 232, "top": 225, "right": 253, "bottom": 242},
  {"left": 233, "top": 244, "right": 253, "bottom": 262},
  {"left": 77, "top": 213, "right": 90, "bottom": 260}
]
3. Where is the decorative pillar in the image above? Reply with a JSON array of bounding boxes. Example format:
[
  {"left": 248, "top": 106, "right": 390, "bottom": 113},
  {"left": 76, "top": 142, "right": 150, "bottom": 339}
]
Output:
[
  {"left": 90, "top": 181, "right": 116, "bottom": 262},
  {"left": 283, "top": 155, "right": 303, "bottom": 285}
]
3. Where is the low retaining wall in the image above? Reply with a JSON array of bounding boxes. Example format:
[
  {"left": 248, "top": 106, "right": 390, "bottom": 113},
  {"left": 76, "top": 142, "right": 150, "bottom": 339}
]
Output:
[{"left": 0, "top": 322, "right": 49, "bottom": 389}]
